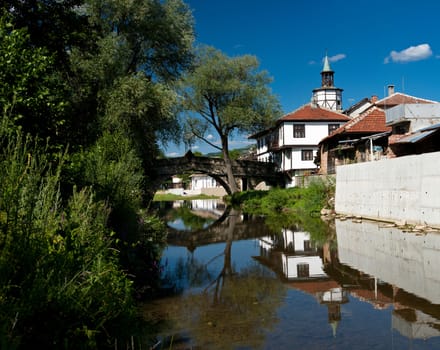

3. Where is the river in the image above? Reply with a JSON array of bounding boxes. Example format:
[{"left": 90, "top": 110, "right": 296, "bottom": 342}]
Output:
[{"left": 146, "top": 199, "right": 440, "bottom": 349}]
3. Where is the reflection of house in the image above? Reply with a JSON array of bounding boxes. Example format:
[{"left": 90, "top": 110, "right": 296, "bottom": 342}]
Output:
[
  {"left": 257, "top": 228, "right": 348, "bottom": 337},
  {"left": 190, "top": 199, "right": 226, "bottom": 217},
  {"left": 259, "top": 229, "right": 327, "bottom": 280},
  {"left": 393, "top": 308, "right": 440, "bottom": 340},
  {"left": 335, "top": 219, "right": 440, "bottom": 305},
  {"left": 281, "top": 229, "right": 327, "bottom": 279},
  {"left": 249, "top": 55, "right": 349, "bottom": 186},
  {"left": 335, "top": 219, "right": 440, "bottom": 340}
]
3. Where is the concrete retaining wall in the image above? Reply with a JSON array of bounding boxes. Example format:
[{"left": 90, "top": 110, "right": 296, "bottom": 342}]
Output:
[{"left": 335, "top": 151, "right": 440, "bottom": 227}]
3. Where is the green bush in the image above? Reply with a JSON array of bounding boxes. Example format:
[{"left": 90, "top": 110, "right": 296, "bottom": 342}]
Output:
[
  {"left": 0, "top": 132, "right": 137, "bottom": 348},
  {"left": 66, "top": 131, "right": 168, "bottom": 298}
]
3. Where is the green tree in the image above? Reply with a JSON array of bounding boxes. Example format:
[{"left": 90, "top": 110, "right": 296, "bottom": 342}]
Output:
[
  {"left": 68, "top": 0, "right": 195, "bottom": 164},
  {"left": 0, "top": 13, "right": 67, "bottom": 141},
  {"left": 4, "top": 0, "right": 195, "bottom": 175},
  {"left": 180, "top": 46, "right": 281, "bottom": 193}
]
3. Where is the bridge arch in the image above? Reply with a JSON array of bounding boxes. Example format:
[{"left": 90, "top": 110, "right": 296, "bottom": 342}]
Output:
[{"left": 152, "top": 151, "right": 286, "bottom": 194}]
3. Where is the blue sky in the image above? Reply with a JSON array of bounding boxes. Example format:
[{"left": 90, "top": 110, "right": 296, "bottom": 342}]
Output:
[{"left": 165, "top": 0, "right": 440, "bottom": 156}]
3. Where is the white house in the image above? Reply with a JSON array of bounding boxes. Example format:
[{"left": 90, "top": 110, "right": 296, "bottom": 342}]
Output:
[
  {"left": 189, "top": 173, "right": 227, "bottom": 196},
  {"left": 190, "top": 173, "right": 217, "bottom": 191},
  {"left": 249, "top": 55, "right": 350, "bottom": 186}
]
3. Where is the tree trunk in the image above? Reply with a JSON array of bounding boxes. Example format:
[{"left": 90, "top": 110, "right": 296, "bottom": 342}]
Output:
[{"left": 221, "top": 135, "right": 239, "bottom": 193}]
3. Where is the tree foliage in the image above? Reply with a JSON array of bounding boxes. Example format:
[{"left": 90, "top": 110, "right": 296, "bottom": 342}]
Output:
[
  {"left": 180, "top": 46, "right": 281, "bottom": 192},
  {"left": 67, "top": 0, "right": 194, "bottom": 155},
  {"left": 4, "top": 0, "right": 195, "bottom": 161},
  {"left": 0, "top": 13, "right": 67, "bottom": 140}
]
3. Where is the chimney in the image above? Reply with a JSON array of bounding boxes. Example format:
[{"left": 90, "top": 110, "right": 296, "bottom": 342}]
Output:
[
  {"left": 388, "top": 84, "right": 395, "bottom": 96},
  {"left": 370, "top": 95, "right": 378, "bottom": 104}
]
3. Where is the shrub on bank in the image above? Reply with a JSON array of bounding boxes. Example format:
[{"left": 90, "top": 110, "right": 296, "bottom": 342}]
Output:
[
  {"left": 0, "top": 133, "right": 138, "bottom": 348},
  {"left": 236, "top": 180, "right": 332, "bottom": 216}
]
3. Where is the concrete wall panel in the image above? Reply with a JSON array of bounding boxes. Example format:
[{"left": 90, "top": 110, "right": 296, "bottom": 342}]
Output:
[{"left": 335, "top": 151, "right": 440, "bottom": 227}]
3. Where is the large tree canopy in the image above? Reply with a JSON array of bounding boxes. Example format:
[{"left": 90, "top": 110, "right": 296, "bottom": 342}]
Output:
[
  {"left": 68, "top": 0, "right": 195, "bottom": 163},
  {"left": 4, "top": 0, "right": 194, "bottom": 161},
  {"left": 180, "top": 46, "right": 281, "bottom": 193}
]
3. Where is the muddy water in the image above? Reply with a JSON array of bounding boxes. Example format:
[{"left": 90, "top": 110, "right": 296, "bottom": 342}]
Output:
[{"left": 145, "top": 200, "right": 440, "bottom": 349}]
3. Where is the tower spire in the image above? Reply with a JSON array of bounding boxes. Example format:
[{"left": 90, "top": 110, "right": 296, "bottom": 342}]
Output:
[
  {"left": 322, "top": 52, "right": 332, "bottom": 73},
  {"left": 312, "top": 51, "right": 343, "bottom": 110},
  {"left": 321, "top": 53, "right": 334, "bottom": 87}
]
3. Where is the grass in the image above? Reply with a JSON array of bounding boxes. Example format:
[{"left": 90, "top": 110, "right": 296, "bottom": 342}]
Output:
[{"left": 153, "top": 192, "right": 221, "bottom": 201}]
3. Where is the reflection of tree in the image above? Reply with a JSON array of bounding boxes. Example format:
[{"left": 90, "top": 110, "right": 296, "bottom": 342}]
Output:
[
  {"left": 182, "top": 265, "right": 284, "bottom": 349},
  {"left": 167, "top": 204, "right": 216, "bottom": 231},
  {"left": 152, "top": 208, "right": 286, "bottom": 349}
]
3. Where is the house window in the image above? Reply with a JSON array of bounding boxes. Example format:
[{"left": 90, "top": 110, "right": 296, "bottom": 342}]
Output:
[
  {"left": 328, "top": 124, "right": 339, "bottom": 135},
  {"left": 394, "top": 124, "right": 409, "bottom": 134},
  {"left": 301, "top": 149, "right": 313, "bottom": 161},
  {"left": 293, "top": 124, "right": 305, "bottom": 138},
  {"left": 297, "top": 263, "right": 310, "bottom": 278},
  {"left": 303, "top": 240, "right": 312, "bottom": 251}
]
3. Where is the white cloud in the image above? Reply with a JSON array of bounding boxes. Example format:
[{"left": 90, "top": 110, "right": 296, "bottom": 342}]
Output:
[
  {"left": 328, "top": 53, "right": 346, "bottom": 63},
  {"left": 166, "top": 152, "right": 180, "bottom": 157},
  {"left": 229, "top": 139, "right": 254, "bottom": 147},
  {"left": 206, "top": 134, "right": 214, "bottom": 140},
  {"left": 310, "top": 53, "right": 346, "bottom": 66},
  {"left": 385, "top": 43, "right": 433, "bottom": 63}
]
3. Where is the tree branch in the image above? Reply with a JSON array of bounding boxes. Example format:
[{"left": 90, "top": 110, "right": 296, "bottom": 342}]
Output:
[{"left": 188, "top": 125, "right": 222, "bottom": 151}]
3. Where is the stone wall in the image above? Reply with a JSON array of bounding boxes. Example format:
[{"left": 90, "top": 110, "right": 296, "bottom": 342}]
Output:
[
  {"left": 335, "top": 151, "right": 440, "bottom": 227},
  {"left": 201, "top": 187, "right": 227, "bottom": 197}
]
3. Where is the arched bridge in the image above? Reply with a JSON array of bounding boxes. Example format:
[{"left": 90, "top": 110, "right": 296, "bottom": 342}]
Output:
[{"left": 153, "top": 151, "right": 285, "bottom": 194}]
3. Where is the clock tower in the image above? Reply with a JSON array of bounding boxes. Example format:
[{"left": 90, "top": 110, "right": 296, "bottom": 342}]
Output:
[{"left": 312, "top": 54, "right": 343, "bottom": 111}]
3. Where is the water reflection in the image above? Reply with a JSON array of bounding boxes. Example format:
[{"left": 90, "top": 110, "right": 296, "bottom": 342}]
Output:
[
  {"left": 148, "top": 205, "right": 285, "bottom": 349},
  {"left": 154, "top": 199, "right": 227, "bottom": 231},
  {"left": 336, "top": 219, "right": 440, "bottom": 304},
  {"left": 256, "top": 229, "right": 349, "bottom": 338},
  {"left": 335, "top": 218, "right": 440, "bottom": 341},
  {"left": 147, "top": 201, "right": 440, "bottom": 349}
]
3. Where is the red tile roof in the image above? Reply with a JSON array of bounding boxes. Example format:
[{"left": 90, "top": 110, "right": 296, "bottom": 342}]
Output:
[
  {"left": 288, "top": 279, "right": 341, "bottom": 294},
  {"left": 321, "top": 106, "right": 391, "bottom": 143},
  {"left": 278, "top": 104, "right": 350, "bottom": 123},
  {"left": 375, "top": 92, "right": 437, "bottom": 108}
]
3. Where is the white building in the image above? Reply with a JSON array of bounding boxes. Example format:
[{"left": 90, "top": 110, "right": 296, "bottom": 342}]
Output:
[
  {"left": 189, "top": 173, "right": 227, "bottom": 196},
  {"left": 190, "top": 173, "right": 217, "bottom": 190},
  {"left": 385, "top": 103, "right": 440, "bottom": 134},
  {"left": 249, "top": 55, "right": 350, "bottom": 186}
]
